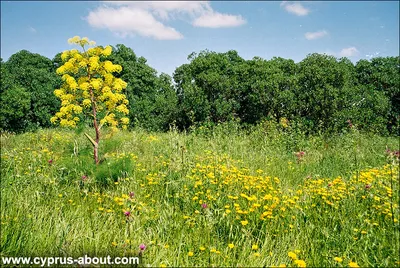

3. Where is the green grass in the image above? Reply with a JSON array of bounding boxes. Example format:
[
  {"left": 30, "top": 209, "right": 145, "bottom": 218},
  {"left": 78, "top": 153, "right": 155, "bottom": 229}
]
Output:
[{"left": 1, "top": 124, "right": 399, "bottom": 267}]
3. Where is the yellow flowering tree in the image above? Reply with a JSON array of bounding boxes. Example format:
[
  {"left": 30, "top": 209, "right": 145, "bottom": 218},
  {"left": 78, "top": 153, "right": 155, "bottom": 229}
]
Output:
[{"left": 51, "top": 36, "right": 129, "bottom": 164}]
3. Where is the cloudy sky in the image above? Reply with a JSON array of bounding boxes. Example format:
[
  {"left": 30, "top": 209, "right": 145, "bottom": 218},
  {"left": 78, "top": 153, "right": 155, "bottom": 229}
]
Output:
[{"left": 1, "top": 1, "right": 399, "bottom": 75}]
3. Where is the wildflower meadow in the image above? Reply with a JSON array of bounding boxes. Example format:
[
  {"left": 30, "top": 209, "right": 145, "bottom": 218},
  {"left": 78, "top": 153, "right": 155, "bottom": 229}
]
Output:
[{"left": 1, "top": 123, "right": 399, "bottom": 267}]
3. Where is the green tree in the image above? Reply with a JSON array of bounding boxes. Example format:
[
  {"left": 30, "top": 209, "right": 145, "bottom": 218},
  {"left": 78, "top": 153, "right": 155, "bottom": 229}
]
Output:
[
  {"left": 355, "top": 57, "right": 400, "bottom": 134},
  {"left": 295, "top": 53, "right": 357, "bottom": 132},
  {"left": 238, "top": 57, "right": 298, "bottom": 124},
  {"left": 174, "top": 50, "right": 244, "bottom": 129},
  {"left": 0, "top": 60, "right": 31, "bottom": 132},
  {"left": 109, "top": 44, "right": 178, "bottom": 131},
  {"left": 3, "top": 50, "right": 61, "bottom": 131},
  {"left": 333, "top": 84, "right": 390, "bottom": 134}
]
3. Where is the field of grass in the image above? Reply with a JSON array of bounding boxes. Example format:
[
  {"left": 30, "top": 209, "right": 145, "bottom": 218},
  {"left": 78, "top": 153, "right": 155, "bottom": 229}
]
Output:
[{"left": 1, "top": 123, "right": 399, "bottom": 267}]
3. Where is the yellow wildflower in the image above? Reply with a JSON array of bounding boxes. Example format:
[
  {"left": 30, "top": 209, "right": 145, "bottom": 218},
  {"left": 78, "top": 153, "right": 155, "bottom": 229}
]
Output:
[
  {"left": 348, "top": 261, "right": 359, "bottom": 267},
  {"left": 334, "top": 257, "right": 343, "bottom": 263},
  {"left": 288, "top": 251, "right": 297, "bottom": 260},
  {"left": 294, "top": 260, "right": 306, "bottom": 267}
]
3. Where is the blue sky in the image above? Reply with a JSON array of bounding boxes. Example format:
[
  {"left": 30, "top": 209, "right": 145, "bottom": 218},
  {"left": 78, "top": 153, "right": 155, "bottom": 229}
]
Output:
[{"left": 1, "top": 1, "right": 399, "bottom": 76}]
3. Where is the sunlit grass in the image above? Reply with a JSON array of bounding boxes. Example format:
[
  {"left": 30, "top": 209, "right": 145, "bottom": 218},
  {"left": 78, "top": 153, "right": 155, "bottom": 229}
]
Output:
[{"left": 1, "top": 125, "right": 399, "bottom": 267}]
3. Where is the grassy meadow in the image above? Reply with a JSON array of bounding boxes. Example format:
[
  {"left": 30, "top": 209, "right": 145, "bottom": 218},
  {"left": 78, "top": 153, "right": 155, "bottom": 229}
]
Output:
[{"left": 1, "top": 123, "right": 399, "bottom": 267}]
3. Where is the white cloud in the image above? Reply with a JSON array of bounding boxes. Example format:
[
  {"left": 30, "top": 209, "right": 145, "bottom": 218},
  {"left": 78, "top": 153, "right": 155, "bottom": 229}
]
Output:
[
  {"left": 28, "top": 26, "right": 37, "bottom": 33},
  {"left": 86, "top": 1, "right": 245, "bottom": 40},
  {"left": 319, "top": 47, "right": 360, "bottom": 58},
  {"left": 280, "top": 1, "right": 310, "bottom": 16},
  {"left": 192, "top": 12, "right": 246, "bottom": 28},
  {"left": 86, "top": 6, "right": 183, "bottom": 40},
  {"left": 305, "top": 30, "right": 328, "bottom": 40},
  {"left": 338, "top": 47, "right": 359, "bottom": 57},
  {"left": 104, "top": 1, "right": 212, "bottom": 20}
]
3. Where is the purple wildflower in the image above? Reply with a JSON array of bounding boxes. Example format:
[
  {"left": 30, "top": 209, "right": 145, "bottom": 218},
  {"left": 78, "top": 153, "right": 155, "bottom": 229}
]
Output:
[
  {"left": 347, "top": 120, "right": 353, "bottom": 128},
  {"left": 295, "top": 151, "right": 305, "bottom": 163}
]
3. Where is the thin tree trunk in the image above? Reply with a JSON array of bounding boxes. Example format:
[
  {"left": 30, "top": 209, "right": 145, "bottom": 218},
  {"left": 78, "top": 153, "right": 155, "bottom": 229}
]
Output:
[
  {"left": 89, "top": 87, "right": 100, "bottom": 165},
  {"left": 93, "top": 127, "right": 100, "bottom": 165},
  {"left": 86, "top": 60, "right": 100, "bottom": 165},
  {"left": 91, "top": 97, "right": 100, "bottom": 165}
]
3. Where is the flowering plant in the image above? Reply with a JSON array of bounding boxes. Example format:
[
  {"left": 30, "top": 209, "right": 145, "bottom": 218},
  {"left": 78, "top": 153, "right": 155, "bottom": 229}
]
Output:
[{"left": 51, "top": 36, "right": 129, "bottom": 164}]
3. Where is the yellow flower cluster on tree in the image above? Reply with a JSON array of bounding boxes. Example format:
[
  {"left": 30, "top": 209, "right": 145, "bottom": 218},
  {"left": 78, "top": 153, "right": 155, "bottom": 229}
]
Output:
[
  {"left": 51, "top": 36, "right": 130, "bottom": 164},
  {"left": 51, "top": 36, "right": 129, "bottom": 130}
]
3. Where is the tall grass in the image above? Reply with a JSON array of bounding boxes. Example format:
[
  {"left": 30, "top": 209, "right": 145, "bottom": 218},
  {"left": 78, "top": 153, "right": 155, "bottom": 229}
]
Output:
[{"left": 1, "top": 122, "right": 399, "bottom": 267}]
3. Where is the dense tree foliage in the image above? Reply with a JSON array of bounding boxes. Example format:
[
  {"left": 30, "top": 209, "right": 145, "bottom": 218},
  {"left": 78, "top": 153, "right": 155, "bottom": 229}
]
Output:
[
  {"left": 1, "top": 46, "right": 399, "bottom": 135},
  {"left": 238, "top": 56, "right": 298, "bottom": 125},
  {"left": 108, "top": 44, "right": 178, "bottom": 131},
  {"left": 1, "top": 51, "right": 61, "bottom": 132},
  {"left": 0, "top": 60, "right": 31, "bottom": 132},
  {"left": 173, "top": 51, "right": 398, "bottom": 135},
  {"left": 174, "top": 50, "right": 244, "bottom": 128},
  {"left": 355, "top": 58, "right": 399, "bottom": 134}
]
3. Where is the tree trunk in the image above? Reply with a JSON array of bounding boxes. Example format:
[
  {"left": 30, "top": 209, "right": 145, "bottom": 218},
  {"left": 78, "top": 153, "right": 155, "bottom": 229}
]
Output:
[
  {"left": 89, "top": 85, "right": 100, "bottom": 165},
  {"left": 94, "top": 144, "right": 99, "bottom": 165},
  {"left": 94, "top": 122, "right": 100, "bottom": 165}
]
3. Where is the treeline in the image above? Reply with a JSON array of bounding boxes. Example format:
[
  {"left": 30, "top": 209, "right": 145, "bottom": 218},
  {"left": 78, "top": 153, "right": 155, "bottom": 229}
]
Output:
[{"left": 1, "top": 45, "right": 399, "bottom": 135}]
